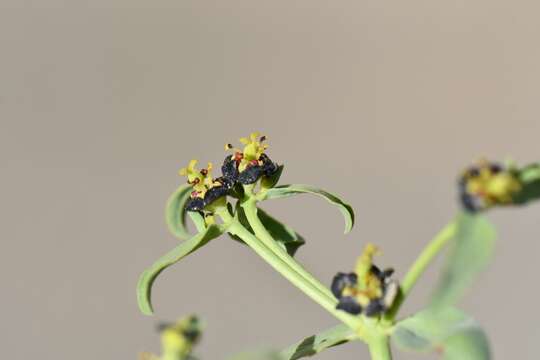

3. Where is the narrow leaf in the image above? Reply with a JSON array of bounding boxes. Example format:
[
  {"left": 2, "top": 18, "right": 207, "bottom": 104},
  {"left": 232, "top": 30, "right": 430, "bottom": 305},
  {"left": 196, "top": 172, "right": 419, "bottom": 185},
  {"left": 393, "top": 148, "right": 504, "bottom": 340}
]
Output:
[
  {"left": 166, "top": 184, "right": 196, "bottom": 240},
  {"left": 280, "top": 324, "right": 356, "bottom": 360},
  {"left": 392, "top": 307, "right": 490, "bottom": 360},
  {"left": 137, "top": 225, "right": 223, "bottom": 315},
  {"left": 228, "top": 204, "right": 305, "bottom": 256},
  {"left": 263, "top": 184, "right": 355, "bottom": 233},
  {"left": 430, "top": 212, "right": 496, "bottom": 309}
]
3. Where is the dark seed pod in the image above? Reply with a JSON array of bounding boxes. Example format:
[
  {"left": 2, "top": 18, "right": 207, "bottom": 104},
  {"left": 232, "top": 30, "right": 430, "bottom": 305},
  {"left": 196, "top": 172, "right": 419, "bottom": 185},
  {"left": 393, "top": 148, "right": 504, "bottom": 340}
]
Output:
[
  {"left": 221, "top": 155, "right": 239, "bottom": 182},
  {"left": 331, "top": 272, "right": 358, "bottom": 299},
  {"left": 203, "top": 186, "right": 228, "bottom": 206},
  {"left": 186, "top": 197, "right": 205, "bottom": 212},
  {"left": 238, "top": 165, "right": 263, "bottom": 184},
  {"left": 336, "top": 296, "right": 362, "bottom": 315}
]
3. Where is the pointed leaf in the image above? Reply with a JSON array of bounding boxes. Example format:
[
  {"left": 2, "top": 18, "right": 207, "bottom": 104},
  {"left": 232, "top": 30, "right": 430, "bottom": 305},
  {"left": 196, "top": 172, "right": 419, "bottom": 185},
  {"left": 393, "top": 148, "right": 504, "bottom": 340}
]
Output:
[
  {"left": 263, "top": 184, "right": 355, "bottom": 233},
  {"left": 228, "top": 204, "right": 305, "bottom": 256},
  {"left": 430, "top": 212, "right": 496, "bottom": 309},
  {"left": 280, "top": 324, "right": 356, "bottom": 360},
  {"left": 166, "top": 184, "right": 196, "bottom": 240},
  {"left": 392, "top": 307, "right": 490, "bottom": 360},
  {"left": 137, "top": 225, "right": 223, "bottom": 315}
]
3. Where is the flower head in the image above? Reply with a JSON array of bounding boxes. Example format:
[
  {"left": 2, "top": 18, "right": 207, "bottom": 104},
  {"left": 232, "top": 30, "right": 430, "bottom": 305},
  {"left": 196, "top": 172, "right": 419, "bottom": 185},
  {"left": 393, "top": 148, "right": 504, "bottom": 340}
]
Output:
[
  {"left": 158, "top": 315, "right": 201, "bottom": 360},
  {"left": 222, "top": 132, "right": 278, "bottom": 185},
  {"left": 331, "top": 243, "right": 399, "bottom": 317},
  {"left": 459, "top": 160, "right": 522, "bottom": 212},
  {"left": 179, "top": 160, "right": 229, "bottom": 212}
]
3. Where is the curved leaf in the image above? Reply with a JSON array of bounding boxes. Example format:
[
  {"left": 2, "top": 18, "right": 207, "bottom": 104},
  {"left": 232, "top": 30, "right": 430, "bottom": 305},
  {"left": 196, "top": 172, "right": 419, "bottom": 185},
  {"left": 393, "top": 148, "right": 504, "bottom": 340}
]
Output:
[
  {"left": 229, "top": 204, "right": 305, "bottom": 256},
  {"left": 263, "top": 184, "right": 355, "bottom": 233},
  {"left": 392, "top": 307, "right": 490, "bottom": 360},
  {"left": 166, "top": 184, "right": 196, "bottom": 240},
  {"left": 137, "top": 225, "right": 223, "bottom": 315},
  {"left": 280, "top": 324, "right": 356, "bottom": 360},
  {"left": 430, "top": 212, "right": 496, "bottom": 309}
]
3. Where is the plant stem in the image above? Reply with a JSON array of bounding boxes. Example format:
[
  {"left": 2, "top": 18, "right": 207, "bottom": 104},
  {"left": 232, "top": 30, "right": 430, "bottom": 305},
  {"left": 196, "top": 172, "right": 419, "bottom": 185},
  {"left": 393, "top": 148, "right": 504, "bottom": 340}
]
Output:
[
  {"left": 242, "top": 198, "right": 336, "bottom": 302},
  {"left": 385, "top": 221, "right": 457, "bottom": 320},
  {"left": 367, "top": 335, "right": 392, "bottom": 360},
  {"left": 215, "top": 207, "right": 363, "bottom": 332}
]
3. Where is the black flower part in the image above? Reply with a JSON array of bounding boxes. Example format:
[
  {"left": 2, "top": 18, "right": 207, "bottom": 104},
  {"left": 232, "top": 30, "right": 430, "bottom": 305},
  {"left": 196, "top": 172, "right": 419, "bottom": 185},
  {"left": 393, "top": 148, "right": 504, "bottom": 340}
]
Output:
[
  {"left": 331, "top": 272, "right": 358, "bottom": 299},
  {"left": 221, "top": 155, "right": 239, "bottom": 184},
  {"left": 238, "top": 164, "right": 264, "bottom": 184},
  {"left": 186, "top": 197, "right": 205, "bottom": 212},
  {"left": 336, "top": 296, "right": 362, "bottom": 315}
]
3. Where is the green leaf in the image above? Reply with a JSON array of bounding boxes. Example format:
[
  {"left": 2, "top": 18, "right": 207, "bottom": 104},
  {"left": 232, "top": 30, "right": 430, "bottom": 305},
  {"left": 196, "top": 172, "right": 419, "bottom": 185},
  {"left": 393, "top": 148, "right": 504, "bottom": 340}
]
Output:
[
  {"left": 430, "top": 212, "right": 496, "bottom": 309},
  {"left": 392, "top": 307, "right": 490, "bottom": 360},
  {"left": 280, "top": 324, "right": 356, "bottom": 360},
  {"left": 228, "top": 204, "right": 306, "bottom": 256},
  {"left": 166, "top": 184, "right": 197, "bottom": 240},
  {"left": 137, "top": 224, "right": 223, "bottom": 315},
  {"left": 514, "top": 163, "right": 540, "bottom": 205},
  {"left": 263, "top": 184, "right": 355, "bottom": 234}
]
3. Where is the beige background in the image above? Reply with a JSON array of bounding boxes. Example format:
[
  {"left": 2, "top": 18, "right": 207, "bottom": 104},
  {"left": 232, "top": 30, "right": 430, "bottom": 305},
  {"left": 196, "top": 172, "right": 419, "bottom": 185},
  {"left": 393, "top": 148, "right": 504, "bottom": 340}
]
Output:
[{"left": 2, "top": 1, "right": 540, "bottom": 359}]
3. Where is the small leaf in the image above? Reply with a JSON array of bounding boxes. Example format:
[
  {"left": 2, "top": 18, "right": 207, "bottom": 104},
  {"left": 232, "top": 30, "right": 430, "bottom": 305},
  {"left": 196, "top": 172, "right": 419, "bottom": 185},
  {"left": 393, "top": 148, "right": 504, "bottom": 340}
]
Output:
[
  {"left": 166, "top": 184, "right": 196, "bottom": 240},
  {"left": 514, "top": 163, "right": 540, "bottom": 205},
  {"left": 280, "top": 324, "right": 356, "bottom": 360},
  {"left": 392, "top": 307, "right": 490, "bottom": 360},
  {"left": 228, "top": 204, "right": 305, "bottom": 256},
  {"left": 430, "top": 212, "right": 496, "bottom": 309},
  {"left": 137, "top": 225, "right": 224, "bottom": 315},
  {"left": 263, "top": 184, "right": 355, "bottom": 233}
]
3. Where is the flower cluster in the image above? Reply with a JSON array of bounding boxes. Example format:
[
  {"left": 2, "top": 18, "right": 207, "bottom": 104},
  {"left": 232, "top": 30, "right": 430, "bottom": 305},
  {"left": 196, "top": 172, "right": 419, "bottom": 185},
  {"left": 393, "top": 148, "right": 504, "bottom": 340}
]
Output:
[
  {"left": 180, "top": 160, "right": 231, "bottom": 212},
  {"left": 459, "top": 160, "right": 522, "bottom": 212},
  {"left": 222, "top": 132, "right": 278, "bottom": 185},
  {"left": 331, "top": 244, "right": 398, "bottom": 317},
  {"left": 157, "top": 316, "right": 201, "bottom": 359},
  {"left": 181, "top": 132, "right": 279, "bottom": 212}
]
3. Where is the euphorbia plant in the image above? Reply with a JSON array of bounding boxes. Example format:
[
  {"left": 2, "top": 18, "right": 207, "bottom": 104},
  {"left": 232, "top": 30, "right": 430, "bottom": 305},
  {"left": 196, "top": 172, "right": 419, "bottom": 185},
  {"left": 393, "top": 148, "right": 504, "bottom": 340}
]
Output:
[{"left": 137, "top": 133, "right": 540, "bottom": 360}]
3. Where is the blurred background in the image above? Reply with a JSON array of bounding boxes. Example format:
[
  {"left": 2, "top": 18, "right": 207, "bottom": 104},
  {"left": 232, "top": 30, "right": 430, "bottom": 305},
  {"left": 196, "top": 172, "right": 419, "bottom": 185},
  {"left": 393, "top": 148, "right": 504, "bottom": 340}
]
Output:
[{"left": 2, "top": 1, "right": 540, "bottom": 359}]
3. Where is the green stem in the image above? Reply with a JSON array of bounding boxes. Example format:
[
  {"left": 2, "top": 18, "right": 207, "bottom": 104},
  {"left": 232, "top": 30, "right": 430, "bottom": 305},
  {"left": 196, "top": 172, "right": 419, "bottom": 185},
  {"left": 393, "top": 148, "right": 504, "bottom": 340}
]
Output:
[
  {"left": 367, "top": 335, "right": 392, "bottom": 360},
  {"left": 215, "top": 207, "right": 362, "bottom": 331},
  {"left": 385, "top": 221, "right": 457, "bottom": 320},
  {"left": 242, "top": 198, "right": 335, "bottom": 302}
]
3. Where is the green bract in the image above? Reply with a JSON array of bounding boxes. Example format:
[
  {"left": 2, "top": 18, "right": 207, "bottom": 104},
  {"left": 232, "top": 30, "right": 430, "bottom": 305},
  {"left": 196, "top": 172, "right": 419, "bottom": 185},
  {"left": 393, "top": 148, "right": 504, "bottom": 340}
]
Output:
[
  {"left": 262, "top": 184, "right": 355, "bottom": 234},
  {"left": 392, "top": 307, "right": 490, "bottom": 360},
  {"left": 280, "top": 324, "right": 356, "bottom": 360},
  {"left": 430, "top": 212, "right": 496, "bottom": 309}
]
